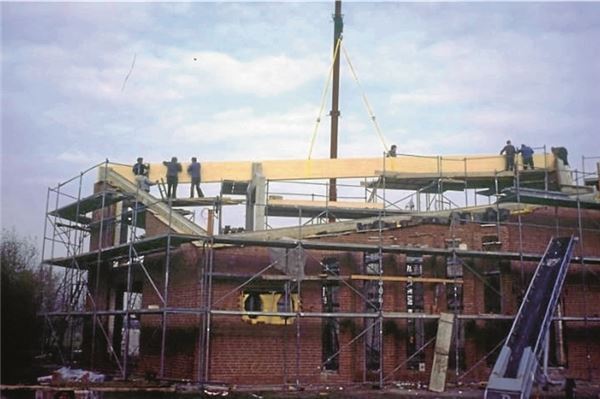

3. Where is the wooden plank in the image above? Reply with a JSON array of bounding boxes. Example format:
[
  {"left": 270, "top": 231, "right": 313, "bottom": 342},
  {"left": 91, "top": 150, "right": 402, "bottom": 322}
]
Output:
[
  {"left": 429, "top": 312, "right": 455, "bottom": 393},
  {"left": 105, "top": 153, "right": 557, "bottom": 184},
  {"left": 350, "top": 274, "right": 463, "bottom": 284},
  {"left": 104, "top": 169, "right": 206, "bottom": 235},
  {"left": 268, "top": 198, "right": 384, "bottom": 210}
]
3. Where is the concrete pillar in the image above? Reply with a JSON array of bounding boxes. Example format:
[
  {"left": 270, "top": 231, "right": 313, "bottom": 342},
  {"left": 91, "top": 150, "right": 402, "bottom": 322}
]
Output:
[{"left": 245, "top": 163, "right": 266, "bottom": 231}]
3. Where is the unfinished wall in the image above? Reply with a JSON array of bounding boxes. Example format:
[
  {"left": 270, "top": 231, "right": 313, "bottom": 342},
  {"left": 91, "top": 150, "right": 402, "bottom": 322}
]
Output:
[{"left": 120, "top": 208, "right": 600, "bottom": 384}]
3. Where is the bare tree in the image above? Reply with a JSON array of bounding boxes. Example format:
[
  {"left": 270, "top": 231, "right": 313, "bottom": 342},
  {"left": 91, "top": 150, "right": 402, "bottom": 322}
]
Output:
[{"left": 1, "top": 229, "right": 58, "bottom": 383}]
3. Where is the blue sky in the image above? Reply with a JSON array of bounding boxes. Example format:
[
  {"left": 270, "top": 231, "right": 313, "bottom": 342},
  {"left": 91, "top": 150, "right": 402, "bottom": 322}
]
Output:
[{"left": 2, "top": 1, "right": 600, "bottom": 240}]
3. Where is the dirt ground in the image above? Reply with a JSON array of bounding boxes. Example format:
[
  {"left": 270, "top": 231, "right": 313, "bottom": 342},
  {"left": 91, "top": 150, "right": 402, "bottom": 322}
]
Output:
[{"left": 2, "top": 381, "right": 600, "bottom": 399}]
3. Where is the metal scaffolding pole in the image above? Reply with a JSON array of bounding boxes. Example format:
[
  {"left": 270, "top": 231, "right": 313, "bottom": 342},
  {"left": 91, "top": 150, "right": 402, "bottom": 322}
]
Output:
[
  {"left": 203, "top": 239, "right": 215, "bottom": 382},
  {"left": 159, "top": 197, "right": 174, "bottom": 378},
  {"left": 123, "top": 182, "right": 142, "bottom": 379},
  {"left": 575, "top": 170, "right": 593, "bottom": 380},
  {"left": 91, "top": 159, "right": 109, "bottom": 369},
  {"left": 40, "top": 187, "right": 52, "bottom": 357}
]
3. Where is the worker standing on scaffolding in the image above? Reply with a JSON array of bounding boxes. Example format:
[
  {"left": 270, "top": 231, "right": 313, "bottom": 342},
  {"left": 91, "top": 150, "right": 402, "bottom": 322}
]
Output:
[
  {"left": 187, "top": 157, "right": 204, "bottom": 198},
  {"left": 163, "top": 156, "right": 182, "bottom": 198},
  {"left": 500, "top": 140, "right": 516, "bottom": 171},
  {"left": 552, "top": 146, "right": 570, "bottom": 167},
  {"left": 387, "top": 144, "right": 397, "bottom": 157},
  {"left": 518, "top": 144, "right": 535, "bottom": 170},
  {"left": 132, "top": 157, "right": 149, "bottom": 191}
]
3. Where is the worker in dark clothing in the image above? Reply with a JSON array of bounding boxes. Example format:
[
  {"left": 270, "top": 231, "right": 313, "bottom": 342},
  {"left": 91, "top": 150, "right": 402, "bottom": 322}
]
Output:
[
  {"left": 387, "top": 144, "right": 397, "bottom": 157},
  {"left": 500, "top": 140, "right": 516, "bottom": 171},
  {"left": 163, "top": 157, "right": 182, "bottom": 198},
  {"left": 132, "top": 157, "right": 150, "bottom": 190},
  {"left": 132, "top": 157, "right": 148, "bottom": 176},
  {"left": 552, "top": 147, "right": 569, "bottom": 166},
  {"left": 518, "top": 144, "right": 535, "bottom": 170},
  {"left": 187, "top": 157, "right": 204, "bottom": 198}
]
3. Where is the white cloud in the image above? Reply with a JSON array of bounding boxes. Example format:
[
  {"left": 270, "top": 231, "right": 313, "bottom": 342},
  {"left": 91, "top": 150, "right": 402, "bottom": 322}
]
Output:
[
  {"left": 390, "top": 86, "right": 475, "bottom": 107},
  {"left": 185, "top": 52, "right": 328, "bottom": 97},
  {"left": 171, "top": 104, "right": 317, "bottom": 145},
  {"left": 56, "top": 149, "right": 101, "bottom": 164}
]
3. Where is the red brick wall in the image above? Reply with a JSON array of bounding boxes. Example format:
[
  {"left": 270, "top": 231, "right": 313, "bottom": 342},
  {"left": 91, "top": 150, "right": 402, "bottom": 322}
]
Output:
[{"left": 129, "top": 208, "right": 600, "bottom": 385}]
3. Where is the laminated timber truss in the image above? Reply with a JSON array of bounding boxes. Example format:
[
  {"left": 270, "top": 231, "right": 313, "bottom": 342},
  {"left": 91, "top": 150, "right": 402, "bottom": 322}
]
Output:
[{"left": 39, "top": 153, "right": 600, "bottom": 390}]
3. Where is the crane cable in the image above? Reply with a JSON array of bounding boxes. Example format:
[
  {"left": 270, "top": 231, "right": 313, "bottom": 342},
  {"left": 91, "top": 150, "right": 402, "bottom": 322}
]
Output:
[
  {"left": 341, "top": 42, "right": 389, "bottom": 152},
  {"left": 307, "top": 36, "right": 343, "bottom": 160}
]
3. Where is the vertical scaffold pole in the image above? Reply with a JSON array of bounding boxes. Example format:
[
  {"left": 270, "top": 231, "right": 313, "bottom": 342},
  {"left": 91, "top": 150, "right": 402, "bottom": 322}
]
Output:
[
  {"left": 574, "top": 170, "right": 592, "bottom": 380},
  {"left": 123, "top": 181, "right": 141, "bottom": 379},
  {"left": 159, "top": 197, "right": 174, "bottom": 378},
  {"left": 196, "top": 242, "right": 207, "bottom": 383},
  {"left": 544, "top": 145, "right": 549, "bottom": 191},
  {"left": 66, "top": 171, "right": 85, "bottom": 363},
  {"left": 203, "top": 240, "right": 215, "bottom": 383},
  {"left": 92, "top": 159, "right": 109, "bottom": 369},
  {"left": 464, "top": 158, "right": 468, "bottom": 208},
  {"left": 516, "top": 166, "right": 525, "bottom": 292},
  {"left": 295, "top": 255, "right": 302, "bottom": 389},
  {"left": 494, "top": 171, "right": 501, "bottom": 241},
  {"left": 40, "top": 187, "right": 52, "bottom": 356}
]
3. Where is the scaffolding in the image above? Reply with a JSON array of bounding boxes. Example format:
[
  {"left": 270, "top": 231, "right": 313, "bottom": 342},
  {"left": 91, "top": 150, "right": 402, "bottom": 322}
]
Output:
[{"left": 40, "top": 152, "right": 600, "bottom": 390}]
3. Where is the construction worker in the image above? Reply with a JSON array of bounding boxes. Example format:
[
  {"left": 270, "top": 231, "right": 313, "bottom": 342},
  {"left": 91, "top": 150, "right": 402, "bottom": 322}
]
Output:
[
  {"left": 518, "top": 144, "right": 535, "bottom": 170},
  {"left": 387, "top": 144, "right": 397, "bottom": 157},
  {"left": 187, "top": 157, "right": 204, "bottom": 198},
  {"left": 500, "top": 140, "right": 516, "bottom": 171},
  {"left": 132, "top": 157, "right": 149, "bottom": 190},
  {"left": 552, "top": 146, "right": 570, "bottom": 167},
  {"left": 163, "top": 156, "right": 182, "bottom": 198}
]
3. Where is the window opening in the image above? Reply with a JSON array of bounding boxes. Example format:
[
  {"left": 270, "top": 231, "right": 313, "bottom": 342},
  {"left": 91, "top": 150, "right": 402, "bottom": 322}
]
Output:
[
  {"left": 406, "top": 255, "right": 425, "bottom": 370},
  {"left": 484, "top": 270, "right": 501, "bottom": 314},
  {"left": 244, "top": 292, "right": 262, "bottom": 319},
  {"left": 363, "top": 252, "right": 381, "bottom": 372},
  {"left": 321, "top": 257, "right": 340, "bottom": 371},
  {"left": 445, "top": 241, "right": 465, "bottom": 371},
  {"left": 241, "top": 288, "right": 299, "bottom": 325}
]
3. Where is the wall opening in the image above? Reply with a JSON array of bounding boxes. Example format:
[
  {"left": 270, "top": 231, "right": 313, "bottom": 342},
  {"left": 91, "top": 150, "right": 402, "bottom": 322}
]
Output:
[
  {"left": 321, "top": 257, "right": 340, "bottom": 372},
  {"left": 364, "top": 252, "right": 382, "bottom": 372},
  {"left": 406, "top": 255, "right": 425, "bottom": 370},
  {"left": 241, "top": 284, "right": 299, "bottom": 325},
  {"left": 484, "top": 270, "right": 502, "bottom": 314}
]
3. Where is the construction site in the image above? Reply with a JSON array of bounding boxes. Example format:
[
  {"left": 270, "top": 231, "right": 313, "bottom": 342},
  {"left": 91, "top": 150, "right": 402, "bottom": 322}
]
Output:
[{"left": 8, "top": 2, "right": 600, "bottom": 399}]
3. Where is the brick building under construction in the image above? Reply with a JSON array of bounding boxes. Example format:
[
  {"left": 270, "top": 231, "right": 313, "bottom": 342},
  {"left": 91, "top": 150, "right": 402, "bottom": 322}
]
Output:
[{"left": 41, "top": 152, "right": 600, "bottom": 396}]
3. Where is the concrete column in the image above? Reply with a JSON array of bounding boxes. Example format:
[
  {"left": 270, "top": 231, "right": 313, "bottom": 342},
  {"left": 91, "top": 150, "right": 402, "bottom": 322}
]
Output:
[{"left": 245, "top": 163, "right": 266, "bottom": 231}]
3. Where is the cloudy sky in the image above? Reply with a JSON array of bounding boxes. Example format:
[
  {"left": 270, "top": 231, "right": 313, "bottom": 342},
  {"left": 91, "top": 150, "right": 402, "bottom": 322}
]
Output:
[{"left": 2, "top": 1, "right": 600, "bottom": 241}]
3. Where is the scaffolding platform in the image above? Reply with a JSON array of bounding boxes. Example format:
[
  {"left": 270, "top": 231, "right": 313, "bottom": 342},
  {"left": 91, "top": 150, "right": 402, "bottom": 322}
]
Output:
[
  {"left": 49, "top": 191, "right": 128, "bottom": 224},
  {"left": 370, "top": 169, "right": 555, "bottom": 193},
  {"left": 44, "top": 233, "right": 202, "bottom": 268},
  {"left": 498, "top": 187, "right": 600, "bottom": 210}
]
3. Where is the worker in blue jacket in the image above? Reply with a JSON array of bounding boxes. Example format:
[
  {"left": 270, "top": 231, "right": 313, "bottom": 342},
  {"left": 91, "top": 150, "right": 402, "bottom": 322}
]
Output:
[
  {"left": 187, "top": 157, "right": 204, "bottom": 198},
  {"left": 519, "top": 144, "right": 535, "bottom": 170}
]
